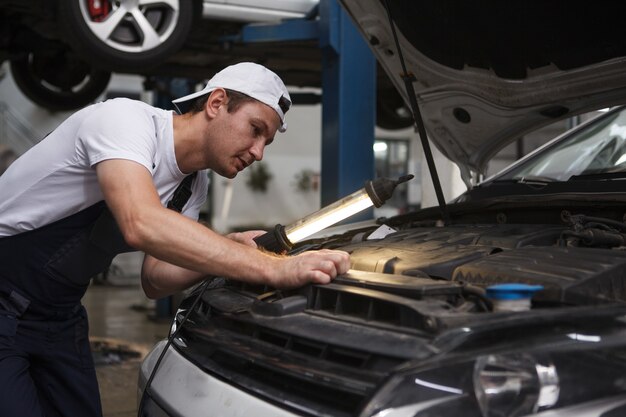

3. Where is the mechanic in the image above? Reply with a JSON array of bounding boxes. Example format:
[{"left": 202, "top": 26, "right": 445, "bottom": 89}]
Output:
[{"left": 0, "top": 62, "right": 350, "bottom": 417}]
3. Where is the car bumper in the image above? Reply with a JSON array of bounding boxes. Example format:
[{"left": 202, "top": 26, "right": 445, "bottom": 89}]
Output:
[{"left": 139, "top": 340, "right": 298, "bottom": 417}]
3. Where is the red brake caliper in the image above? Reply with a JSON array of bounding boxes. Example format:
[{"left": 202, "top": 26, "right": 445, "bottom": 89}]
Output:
[{"left": 87, "top": 0, "right": 110, "bottom": 22}]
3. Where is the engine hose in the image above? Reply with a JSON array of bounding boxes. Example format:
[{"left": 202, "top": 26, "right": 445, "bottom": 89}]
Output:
[
  {"left": 561, "top": 229, "right": 626, "bottom": 247},
  {"left": 461, "top": 284, "right": 493, "bottom": 311},
  {"left": 567, "top": 214, "right": 626, "bottom": 232}
]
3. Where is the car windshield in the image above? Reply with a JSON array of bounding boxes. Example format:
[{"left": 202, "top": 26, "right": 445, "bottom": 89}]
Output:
[{"left": 496, "top": 107, "right": 626, "bottom": 182}]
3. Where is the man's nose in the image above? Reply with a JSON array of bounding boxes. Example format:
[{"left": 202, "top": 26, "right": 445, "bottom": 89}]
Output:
[{"left": 250, "top": 141, "right": 264, "bottom": 161}]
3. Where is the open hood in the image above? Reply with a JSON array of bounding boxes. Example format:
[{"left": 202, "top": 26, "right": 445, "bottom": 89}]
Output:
[{"left": 338, "top": 0, "right": 626, "bottom": 179}]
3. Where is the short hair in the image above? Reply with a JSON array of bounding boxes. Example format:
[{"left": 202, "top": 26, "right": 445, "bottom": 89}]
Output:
[{"left": 187, "top": 89, "right": 257, "bottom": 115}]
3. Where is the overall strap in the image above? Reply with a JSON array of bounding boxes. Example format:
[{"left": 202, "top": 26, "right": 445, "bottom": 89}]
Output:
[{"left": 167, "top": 172, "right": 197, "bottom": 213}]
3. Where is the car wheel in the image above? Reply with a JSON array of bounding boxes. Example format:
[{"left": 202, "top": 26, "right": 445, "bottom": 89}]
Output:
[
  {"left": 10, "top": 50, "right": 111, "bottom": 111},
  {"left": 58, "top": 0, "right": 197, "bottom": 70}
]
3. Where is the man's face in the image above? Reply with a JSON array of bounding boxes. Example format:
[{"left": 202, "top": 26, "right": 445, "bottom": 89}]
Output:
[{"left": 208, "top": 97, "right": 282, "bottom": 179}]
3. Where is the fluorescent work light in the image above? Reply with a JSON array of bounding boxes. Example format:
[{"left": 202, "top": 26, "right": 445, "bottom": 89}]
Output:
[{"left": 254, "top": 175, "right": 414, "bottom": 253}]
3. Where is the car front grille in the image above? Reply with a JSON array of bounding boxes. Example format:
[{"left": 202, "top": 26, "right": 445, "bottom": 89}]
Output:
[{"left": 174, "top": 281, "right": 440, "bottom": 416}]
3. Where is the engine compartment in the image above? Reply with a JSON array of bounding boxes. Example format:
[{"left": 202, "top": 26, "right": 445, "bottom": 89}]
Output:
[{"left": 173, "top": 211, "right": 626, "bottom": 417}]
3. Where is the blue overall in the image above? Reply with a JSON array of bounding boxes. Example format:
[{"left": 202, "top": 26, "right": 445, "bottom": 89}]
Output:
[{"left": 0, "top": 201, "right": 133, "bottom": 417}]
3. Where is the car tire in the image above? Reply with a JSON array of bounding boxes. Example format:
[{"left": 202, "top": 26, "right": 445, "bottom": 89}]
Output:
[
  {"left": 58, "top": 0, "right": 198, "bottom": 70},
  {"left": 10, "top": 51, "right": 111, "bottom": 111}
]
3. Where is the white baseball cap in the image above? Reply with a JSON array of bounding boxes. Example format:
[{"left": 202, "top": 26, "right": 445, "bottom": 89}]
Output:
[{"left": 172, "top": 62, "right": 292, "bottom": 132}]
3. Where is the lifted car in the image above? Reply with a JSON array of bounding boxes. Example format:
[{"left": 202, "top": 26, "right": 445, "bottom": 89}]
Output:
[
  {"left": 0, "top": 0, "right": 316, "bottom": 109},
  {"left": 0, "top": 0, "right": 411, "bottom": 129}
]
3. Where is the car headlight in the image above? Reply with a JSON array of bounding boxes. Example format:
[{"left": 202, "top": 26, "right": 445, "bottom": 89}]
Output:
[
  {"left": 473, "top": 353, "right": 559, "bottom": 417},
  {"left": 360, "top": 339, "right": 626, "bottom": 417}
]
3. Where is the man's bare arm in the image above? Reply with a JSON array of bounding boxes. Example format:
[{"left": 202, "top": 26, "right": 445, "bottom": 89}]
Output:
[{"left": 96, "top": 159, "right": 350, "bottom": 298}]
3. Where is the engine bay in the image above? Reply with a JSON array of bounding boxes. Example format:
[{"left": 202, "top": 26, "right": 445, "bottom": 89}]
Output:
[{"left": 172, "top": 209, "right": 626, "bottom": 417}]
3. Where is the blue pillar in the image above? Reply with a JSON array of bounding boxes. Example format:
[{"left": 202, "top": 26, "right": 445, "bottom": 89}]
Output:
[{"left": 319, "top": 0, "right": 376, "bottom": 209}]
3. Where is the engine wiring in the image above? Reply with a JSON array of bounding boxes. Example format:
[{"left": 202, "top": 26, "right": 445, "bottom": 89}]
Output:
[{"left": 560, "top": 213, "right": 626, "bottom": 248}]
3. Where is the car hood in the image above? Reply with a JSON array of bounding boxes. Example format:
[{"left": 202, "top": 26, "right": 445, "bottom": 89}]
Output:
[{"left": 338, "top": 0, "right": 626, "bottom": 179}]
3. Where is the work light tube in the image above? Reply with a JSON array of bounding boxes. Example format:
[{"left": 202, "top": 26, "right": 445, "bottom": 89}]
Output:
[
  {"left": 285, "top": 188, "right": 374, "bottom": 244},
  {"left": 253, "top": 175, "right": 413, "bottom": 253}
]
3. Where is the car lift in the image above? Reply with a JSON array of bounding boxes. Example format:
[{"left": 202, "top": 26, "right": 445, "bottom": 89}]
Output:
[{"left": 153, "top": 0, "right": 376, "bottom": 318}]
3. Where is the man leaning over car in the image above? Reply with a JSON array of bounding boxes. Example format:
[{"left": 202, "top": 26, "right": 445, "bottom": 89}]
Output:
[{"left": 0, "top": 62, "right": 350, "bottom": 417}]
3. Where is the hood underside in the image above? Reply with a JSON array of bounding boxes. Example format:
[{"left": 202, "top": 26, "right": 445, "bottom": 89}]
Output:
[{"left": 339, "top": 0, "right": 626, "bottom": 177}]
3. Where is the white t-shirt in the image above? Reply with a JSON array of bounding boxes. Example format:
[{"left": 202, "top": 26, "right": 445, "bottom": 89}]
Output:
[{"left": 0, "top": 98, "right": 208, "bottom": 237}]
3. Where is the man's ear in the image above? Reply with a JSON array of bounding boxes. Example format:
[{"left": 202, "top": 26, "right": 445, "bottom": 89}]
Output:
[{"left": 205, "top": 88, "right": 228, "bottom": 119}]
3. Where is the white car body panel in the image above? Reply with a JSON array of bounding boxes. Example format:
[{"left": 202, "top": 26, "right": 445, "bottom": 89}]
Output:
[
  {"left": 202, "top": 0, "right": 318, "bottom": 23},
  {"left": 140, "top": 341, "right": 299, "bottom": 417}
]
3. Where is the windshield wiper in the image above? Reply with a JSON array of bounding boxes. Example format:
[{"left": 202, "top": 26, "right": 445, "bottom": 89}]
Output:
[
  {"left": 491, "top": 176, "right": 558, "bottom": 185},
  {"left": 517, "top": 176, "right": 558, "bottom": 184},
  {"left": 569, "top": 170, "right": 626, "bottom": 181}
]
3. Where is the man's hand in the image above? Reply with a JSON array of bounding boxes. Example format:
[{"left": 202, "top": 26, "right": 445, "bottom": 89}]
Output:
[
  {"left": 226, "top": 229, "right": 351, "bottom": 288},
  {"left": 227, "top": 230, "right": 350, "bottom": 288},
  {"left": 270, "top": 249, "right": 351, "bottom": 289}
]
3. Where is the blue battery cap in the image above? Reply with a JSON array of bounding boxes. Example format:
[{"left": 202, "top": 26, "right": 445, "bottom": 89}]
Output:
[{"left": 486, "top": 283, "right": 544, "bottom": 300}]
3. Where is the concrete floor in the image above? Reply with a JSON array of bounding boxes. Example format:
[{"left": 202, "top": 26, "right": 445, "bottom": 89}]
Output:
[{"left": 82, "top": 262, "right": 171, "bottom": 417}]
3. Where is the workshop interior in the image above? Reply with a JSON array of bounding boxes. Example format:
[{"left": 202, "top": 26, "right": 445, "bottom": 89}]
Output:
[{"left": 3, "top": 0, "right": 626, "bottom": 416}]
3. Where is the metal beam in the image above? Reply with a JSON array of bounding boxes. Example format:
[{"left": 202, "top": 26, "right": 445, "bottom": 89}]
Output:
[
  {"left": 240, "top": 19, "right": 319, "bottom": 42},
  {"left": 319, "top": 0, "right": 376, "bottom": 209}
]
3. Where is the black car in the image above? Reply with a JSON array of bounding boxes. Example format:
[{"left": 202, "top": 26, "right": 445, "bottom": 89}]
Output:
[{"left": 138, "top": 1, "right": 626, "bottom": 416}]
